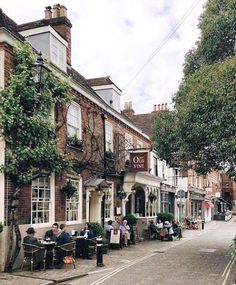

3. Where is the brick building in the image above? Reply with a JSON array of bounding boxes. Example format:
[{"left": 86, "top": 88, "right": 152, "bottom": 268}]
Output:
[{"left": 0, "top": 4, "right": 164, "bottom": 270}]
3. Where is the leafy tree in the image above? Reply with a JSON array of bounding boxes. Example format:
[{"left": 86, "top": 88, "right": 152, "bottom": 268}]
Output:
[
  {"left": 152, "top": 0, "right": 236, "bottom": 180},
  {"left": 0, "top": 41, "right": 72, "bottom": 271}
]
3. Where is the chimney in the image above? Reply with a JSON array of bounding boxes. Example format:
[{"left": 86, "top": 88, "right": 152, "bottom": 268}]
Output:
[
  {"left": 44, "top": 6, "right": 52, "bottom": 19},
  {"left": 154, "top": 104, "right": 157, "bottom": 112},
  {"left": 49, "top": 4, "right": 72, "bottom": 66},
  {"left": 52, "top": 4, "right": 60, "bottom": 18},
  {"left": 165, "top": 103, "right": 168, "bottom": 110},
  {"left": 157, "top": 104, "right": 160, "bottom": 111},
  {"left": 161, "top": 103, "right": 164, "bottom": 110},
  {"left": 122, "top": 101, "right": 135, "bottom": 119},
  {"left": 59, "top": 5, "right": 67, "bottom": 17}
]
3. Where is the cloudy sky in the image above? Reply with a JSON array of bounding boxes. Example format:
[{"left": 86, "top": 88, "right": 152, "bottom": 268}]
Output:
[{"left": 1, "top": 0, "right": 207, "bottom": 114}]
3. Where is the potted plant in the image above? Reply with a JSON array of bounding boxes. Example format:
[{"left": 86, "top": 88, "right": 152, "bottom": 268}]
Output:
[
  {"left": 61, "top": 179, "right": 77, "bottom": 199},
  {"left": 90, "top": 222, "right": 104, "bottom": 237},
  {"left": 0, "top": 222, "right": 3, "bottom": 233},
  {"left": 157, "top": 212, "right": 174, "bottom": 222},
  {"left": 67, "top": 135, "right": 83, "bottom": 150},
  {"left": 105, "top": 150, "right": 115, "bottom": 160}
]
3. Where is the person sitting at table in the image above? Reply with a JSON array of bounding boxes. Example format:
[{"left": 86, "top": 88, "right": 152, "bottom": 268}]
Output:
[
  {"left": 105, "top": 220, "right": 113, "bottom": 241},
  {"left": 148, "top": 220, "right": 157, "bottom": 240},
  {"left": 119, "top": 219, "right": 130, "bottom": 247},
  {"left": 80, "top": 222, "right": 94, "bottom": 239},
  {"left": 23, "top": 227, "right": 45, "bottom": 270},
  {"left": 53, "top": 226, "right": 72, "bottom": 269},
  {"left": 60, "top": 223, "right": 73, "bottom": 240},
  {"left": 44, "top": 223, "right": 59, "bottom": 241}
]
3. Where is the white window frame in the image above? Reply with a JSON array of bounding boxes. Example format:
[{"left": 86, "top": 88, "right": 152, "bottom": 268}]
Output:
[
  {"left": 50, "top": 34, "right": 67, "bottom": 72},
  {"left": 67, "top": 102, "right": 82, "bottom": 139},
  {"left": 137, "top": 140, "right": 143, "bottom": 149},
  {"left": 105, "top": 122, "right": 113, "bottom": 151},
  {"left": 31, "top": 175, "right": 55, "bottom": 226},
  {"left": 125, "top": 133, "right": 133, "bottom": 150},
  {"left": 104, "top": 182, "right": 114, "bottom": 221},
  {"left": 65, "top": 177, "right": 82, "bottom": 224}
]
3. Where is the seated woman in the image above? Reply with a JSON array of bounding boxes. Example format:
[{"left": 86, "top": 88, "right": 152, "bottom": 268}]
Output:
[
  {"left": 79, "top": 223, "right": 95, "bottom": 259},
  {"left": 23, "top": 227, "right": 45, "bottom": 270},
  {"left": 80, "top": 222, "right": 94, "bottom": 239}
]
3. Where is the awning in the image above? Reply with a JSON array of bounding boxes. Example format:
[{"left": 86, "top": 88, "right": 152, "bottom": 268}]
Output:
[{"left": 205, "top": 201, "right": 214, "bottom": 208}]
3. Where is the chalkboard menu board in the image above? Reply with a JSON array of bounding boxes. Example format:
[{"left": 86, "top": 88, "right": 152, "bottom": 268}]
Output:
[{"left": 132, "top": 226, "right": 139, "bottom": 244}]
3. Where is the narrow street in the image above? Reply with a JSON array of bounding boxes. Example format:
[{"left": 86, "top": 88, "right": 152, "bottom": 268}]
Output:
[{"left": 66, "top": 219, "right": 236, "bottom": 285}]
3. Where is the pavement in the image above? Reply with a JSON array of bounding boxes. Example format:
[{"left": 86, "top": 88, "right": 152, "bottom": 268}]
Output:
[{"left": 0, "top": 220, "right": 236, "bottom": 285}]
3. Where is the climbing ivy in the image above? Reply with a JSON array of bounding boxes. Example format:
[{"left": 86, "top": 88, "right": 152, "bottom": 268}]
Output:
[{"left": 0, "top": 42, "right": 72, "bottom": 186}]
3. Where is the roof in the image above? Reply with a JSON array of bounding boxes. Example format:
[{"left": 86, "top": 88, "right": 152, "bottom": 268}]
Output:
[
  {"left": 0, "top": 8, "right": 24, "bottom": 41},
  {"left": 132, "top": 113, "right": 156, "bottom": 137},
  {"left": 86, "top": 76, "right": 122, "bottom": 92},
  {"left": 84, "top": 177, "right": 111, "bottom": 188}
]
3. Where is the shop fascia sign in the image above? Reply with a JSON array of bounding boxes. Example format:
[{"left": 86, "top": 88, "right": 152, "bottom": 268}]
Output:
[{"left": 130, "top": 152, "right": 148, "bottom": 172}]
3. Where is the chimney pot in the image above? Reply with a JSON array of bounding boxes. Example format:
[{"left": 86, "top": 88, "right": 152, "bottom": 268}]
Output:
[
  {"left": 59, "top": 5, "right": 67, "bottom": 17},
  {"left": 165, "top": 103, "right": 168, "bottom": 110},
  {"left": 154, "top": 104, "right": 156, "bottom": 111},
  {"left": 161, "top": 103, "right": 164, "bottom": 110},
  {"left": 44, "top": 6, "right": 52, "bottom": 19},
  {"left": 157, "top": 104, "right": 160, "bottom": 111},
  {"left": 52, "top": 4, "right": 60, "bottom": 18}
]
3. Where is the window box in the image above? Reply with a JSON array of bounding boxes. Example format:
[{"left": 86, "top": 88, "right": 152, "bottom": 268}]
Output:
[
  {"left": 67, "top": 135, "right": 83, "bottom": 150},
  {"left": 105, "top": 150, "right": 115, "bottom": 160}
]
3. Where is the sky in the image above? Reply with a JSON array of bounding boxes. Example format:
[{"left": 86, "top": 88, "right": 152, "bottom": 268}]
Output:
[{"left": 1, "top": 0, "right": 207, "bottom": 114}]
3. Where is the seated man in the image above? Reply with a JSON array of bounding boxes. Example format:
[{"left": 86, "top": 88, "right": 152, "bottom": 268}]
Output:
[
  {"left": 53, "top": 227, "right": 72, "bottom": 268},
  {"left": 23, "top": 227, "right": 45, "bottom": 270},
  {"left": 119, "top": 219, "right": 130, "bottom": 247},
  {"left": 148, "top": 220, "right": 158, "bottom": 239},
  {"left": 44, "top": 223, "right": 59, "bottom": 241}
]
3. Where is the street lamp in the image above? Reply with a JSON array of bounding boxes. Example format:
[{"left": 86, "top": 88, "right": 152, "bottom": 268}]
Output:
[{"left": 32, "top": 52, "right": 51, "bottom": 93}]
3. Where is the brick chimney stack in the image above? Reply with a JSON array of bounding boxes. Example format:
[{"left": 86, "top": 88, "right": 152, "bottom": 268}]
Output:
[
  {"left": 152, "top": 103, "right": 168, "bottom": 113},
  {"left": 44, "top": 6, "right": 52, "bottom": 19},
  {"left": 122, "top": 101, "right": 135, "bottom": 119}
]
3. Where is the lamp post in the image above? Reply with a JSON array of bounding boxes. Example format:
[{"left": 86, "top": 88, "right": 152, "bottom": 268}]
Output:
[
  {"left": 101, "top": 112, "right": 107, "bottom": 228},
  {"left": 32, "top": 52, "right": 51, "bottom": 93}
]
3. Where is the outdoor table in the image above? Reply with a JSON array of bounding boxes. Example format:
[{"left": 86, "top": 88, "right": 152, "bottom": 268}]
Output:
[
  {"left": 41, "top": 241, "right": 56, "bottom": 267},
  {"left": 74, "top": 236, "right": 96, "bottom": 259}
]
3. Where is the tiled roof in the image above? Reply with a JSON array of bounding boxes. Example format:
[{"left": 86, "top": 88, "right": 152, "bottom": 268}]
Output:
[
  {"left": 0, "top": 8, "right": 24, "bottom": 41},
  {"left": 86, "top": 76, "right": 121, "bottom": 92},
  {"left": 132, "top": 113, "right": 156, "bottom": 137}
]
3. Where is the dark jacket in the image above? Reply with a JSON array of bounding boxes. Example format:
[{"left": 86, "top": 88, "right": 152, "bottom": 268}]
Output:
[
  {"left": 44, "top": 229, "right": 57, "bottom": 241},
  {"left": 23, "top": 235, "right": 44, "bottom": 265},
  {"left": 80, "top": 229, "right": 94, "bottom": 239},
  {"left": 55, "top": 231, "right": 72, "bottom": 263}
]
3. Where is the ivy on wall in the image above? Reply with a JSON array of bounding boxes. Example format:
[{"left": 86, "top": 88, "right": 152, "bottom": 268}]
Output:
[{"left": 0, "top": 42, "right": 72, "bottom": 186}]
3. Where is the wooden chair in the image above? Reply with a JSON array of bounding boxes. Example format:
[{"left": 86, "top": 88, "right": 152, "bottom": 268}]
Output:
[
  {"left": 21, "top": 243, "right": 46, "bottom": 272},
  {"left": 54, "top": 241, "right": 76, "bottom": 270}
]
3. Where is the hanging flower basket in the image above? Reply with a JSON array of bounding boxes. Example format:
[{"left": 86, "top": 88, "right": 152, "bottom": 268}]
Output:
[
  {"left": 148, "top": 192, "right": 157, "bottom": 203},
  {"left": 61, "top": 180, "right": 77, "bottom": 199}
]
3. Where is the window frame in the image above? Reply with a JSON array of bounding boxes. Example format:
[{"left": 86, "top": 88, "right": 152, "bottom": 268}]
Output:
[{"left": 67, "top": 101, "right": 82, "bottom": 139}]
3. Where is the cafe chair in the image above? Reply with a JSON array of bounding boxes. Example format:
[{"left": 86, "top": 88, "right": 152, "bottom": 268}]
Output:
[
  {"left": 54, "top": 241, "right": 76, "bottom": 270},
  {"left": 21, "top": 243, "right": 46, "bottom": 272}
]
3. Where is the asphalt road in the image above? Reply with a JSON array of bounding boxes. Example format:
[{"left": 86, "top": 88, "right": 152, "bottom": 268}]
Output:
[{"left": 65, "top": 219, "right": 236, "bottom": 285}]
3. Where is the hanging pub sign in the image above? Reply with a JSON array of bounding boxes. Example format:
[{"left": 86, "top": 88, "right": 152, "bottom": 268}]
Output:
[{"left": 130, "top": 152, "right": 148, "bottom": 172}]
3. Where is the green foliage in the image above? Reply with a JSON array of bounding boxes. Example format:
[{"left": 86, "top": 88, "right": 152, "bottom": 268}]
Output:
[
  {"left": 90, "top": 222, "right": 104, "bottom": 237},
  {"left": 157, "top": 212, "right": 174, "bottom": 222},
  {"left": 122, "top": 214, "right": 137, "bottom": 226},
  {"left": 0, "top": 222, "right": 3, "bottom": 233},
  {"left": 152, "top": 0, "right": 236, "bottom": 180},
  {"left": 0, "top": 42, "right": 72, "bottom": 186}
]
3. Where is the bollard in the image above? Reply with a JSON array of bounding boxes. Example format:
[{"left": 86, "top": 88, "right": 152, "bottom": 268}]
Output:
[
  {"left": 202, "top": 220, "right": 205, "bottom": 230},
  {"left": 96, "top": 237, "right": 104, "bottom": 267}
]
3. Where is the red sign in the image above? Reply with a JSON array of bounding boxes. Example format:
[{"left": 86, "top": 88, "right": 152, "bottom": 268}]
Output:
[{"left": 130, "top": 152, "right": 148, "bottom": 172}]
